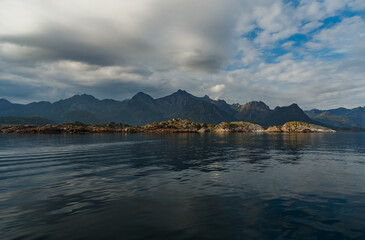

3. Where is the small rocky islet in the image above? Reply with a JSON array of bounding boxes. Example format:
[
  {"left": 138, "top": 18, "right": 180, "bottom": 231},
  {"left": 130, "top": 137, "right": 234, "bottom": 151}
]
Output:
[{"left": 0, "top": 118, "right": 336, "bottom": 134}]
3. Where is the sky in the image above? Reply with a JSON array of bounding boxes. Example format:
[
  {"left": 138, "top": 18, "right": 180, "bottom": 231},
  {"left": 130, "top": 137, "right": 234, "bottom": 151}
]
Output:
[{"left": 0, "top": 0, "right": 364, "bottom": 109}]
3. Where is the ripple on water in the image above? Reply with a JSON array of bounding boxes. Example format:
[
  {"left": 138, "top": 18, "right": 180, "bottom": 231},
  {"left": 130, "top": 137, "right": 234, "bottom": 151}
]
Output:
[{"left": 0, "top": 133, "right": 364, "bottom": 240}]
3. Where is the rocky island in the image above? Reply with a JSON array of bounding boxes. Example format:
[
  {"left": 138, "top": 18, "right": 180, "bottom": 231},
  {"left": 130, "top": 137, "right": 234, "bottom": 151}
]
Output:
[
  {"left": 265, "top": 121, "right": 336, "bottom": 133},
  {"left": 0, "top": 118, "right": 335, "bottom": 134}
]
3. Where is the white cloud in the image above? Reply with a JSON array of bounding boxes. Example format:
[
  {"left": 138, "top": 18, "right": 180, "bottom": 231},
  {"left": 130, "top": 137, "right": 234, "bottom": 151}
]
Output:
[
  {"left": 307, "top": 16, "right": 365, "bottom": 53},
  {"left": 218, "top": 55, "right": 365, "bottom": 109},
  {"left": 210, "top": 84, "right": 226, "bottom": 93},
  {"left": 348, "top": 0, "right": 365, "bottom": 10}
]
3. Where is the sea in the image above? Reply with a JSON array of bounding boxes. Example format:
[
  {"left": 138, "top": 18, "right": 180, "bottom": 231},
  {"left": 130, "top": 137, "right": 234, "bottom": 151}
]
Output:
[{"left": 0, "top": 132, "right": 364, "bottom": 240}]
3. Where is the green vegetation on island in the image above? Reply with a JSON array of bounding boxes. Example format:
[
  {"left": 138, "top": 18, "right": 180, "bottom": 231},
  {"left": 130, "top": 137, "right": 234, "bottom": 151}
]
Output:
[{"left": 0, "top": 118, "right": 336, "bottom": 134}]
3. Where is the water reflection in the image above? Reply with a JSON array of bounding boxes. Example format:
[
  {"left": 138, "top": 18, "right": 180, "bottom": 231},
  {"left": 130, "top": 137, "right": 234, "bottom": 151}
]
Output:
[
  {"left": 3, "top": 190, "right": 365, "bottom": 240},
  {"left": 0, "top": 133, "right": 364, "bottom": 240}
]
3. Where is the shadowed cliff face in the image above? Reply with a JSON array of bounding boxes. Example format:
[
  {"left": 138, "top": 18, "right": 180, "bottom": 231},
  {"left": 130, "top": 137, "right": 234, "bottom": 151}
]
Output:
[
  {"left": 155, "top": 90, "right": 236, "bottom": 124},
  {"left": 199, "top": 95, "right": 237, "bottom": 116},
  {"left": 232, "top": 101, "right": 272, "bottom": 126},
  {"left": 0, "top": 90, "right": 325, "bottom": 126},
  {"left": 268, "top": 104, "right": 315, "bottom": 126},
  {"left": 232, "top": 102, "right": 315, "bottom": 127}
]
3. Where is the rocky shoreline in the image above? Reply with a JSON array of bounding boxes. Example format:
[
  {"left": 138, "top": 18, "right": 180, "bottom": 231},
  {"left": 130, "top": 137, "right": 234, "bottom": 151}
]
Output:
[{"left": 0, "top": 118, "right": 336, "bottom": 134}]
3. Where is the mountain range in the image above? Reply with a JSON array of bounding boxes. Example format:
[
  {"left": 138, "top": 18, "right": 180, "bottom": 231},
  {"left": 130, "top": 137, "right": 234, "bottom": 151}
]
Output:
[
  {"left": 305, "top": 107, "right": 365, "bottom": 129},
  {"left": 0, "top": 90, "right": 363, "bottom": 129}
]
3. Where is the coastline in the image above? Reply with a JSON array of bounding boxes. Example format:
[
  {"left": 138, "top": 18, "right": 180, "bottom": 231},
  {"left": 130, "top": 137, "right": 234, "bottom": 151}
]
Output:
[{"left": 0, "top": 118, "right": 336, "bottom": 134}]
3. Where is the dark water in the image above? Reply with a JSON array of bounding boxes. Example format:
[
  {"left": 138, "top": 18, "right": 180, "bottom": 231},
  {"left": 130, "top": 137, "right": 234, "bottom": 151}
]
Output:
[{"left": 0, "top": 133, "right": 364, "bottom": 240}]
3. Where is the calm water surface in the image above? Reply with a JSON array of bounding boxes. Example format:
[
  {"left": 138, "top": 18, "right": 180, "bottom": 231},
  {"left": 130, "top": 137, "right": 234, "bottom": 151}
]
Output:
[{"left": 0, "top": 133, "right": 364, "bottom": 240}]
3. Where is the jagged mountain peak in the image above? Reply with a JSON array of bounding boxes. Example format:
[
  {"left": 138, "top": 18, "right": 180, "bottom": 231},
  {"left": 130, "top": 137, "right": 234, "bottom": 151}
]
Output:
[
  {"left": 270, "top": 103, "right": 314, "bottom": 126},
  {"left": 174, "top": 89, "right": 192, "bottom": 96},
  {"left": 158, "top": 89, "right": 195, "bottom": 101},
  {"left": 52, "top": 94, "right": 101, "bottom": 110},
  {"left": 274, "top": 103, "right": 301, "bottom": 111},
  {"left": 201, "top": 95, "right": 228, "bottom": 104},
  {"left": 177, "top": 89, "right": 187, "bottom": 93},
  {"left": 131, "top": 92, "right": 154, "bottom": 101},
  {"left": 79, "top": 93, "right": 97, "bottom": 98},
  {"left": 66, "top": 94, "right": 98, "bottom": 102},
  {"left": 27, "top": 101, "right": 52, "bottom": 106},
  {"left": 242, "top": 101, "right": 270, "bottom": 111},
  {"left": 234, "top": 101, "right": 272, "bottom": 126},
  {"left": 288, "top": 103, "right": 299, "bottom": 108},
  {"left": 202, "top": 95, "right": 210, "bottom": 99}
]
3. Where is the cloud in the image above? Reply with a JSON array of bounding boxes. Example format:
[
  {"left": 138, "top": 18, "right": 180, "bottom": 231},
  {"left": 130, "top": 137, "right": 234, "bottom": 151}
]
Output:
[
  {"left": 307, "top": 16, "right": 365, "bottom": 54},
  {"left": 0, "top": 0, "right": 364, "bottom": 109},
  {"left": 0, "top": 0, "right": 240, "bottom": 71},
  {"left": 347, "top": 0, "right": 365, "bottom": 10},
  {"left": 210, "top": 84, "right": 226, "bottom": 93},
  {"left": 0, "top": 0, "right": 241, "bottom": 102}
]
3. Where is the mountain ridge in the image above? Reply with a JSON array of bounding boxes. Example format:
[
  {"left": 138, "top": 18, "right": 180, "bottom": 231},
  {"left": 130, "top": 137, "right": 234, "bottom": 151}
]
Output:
[
  {"left": 0, "top": 90, "right": 361, "bottom": 128},
  {"left": 305, "top": 106, "right": 365, "bottom": 129}
]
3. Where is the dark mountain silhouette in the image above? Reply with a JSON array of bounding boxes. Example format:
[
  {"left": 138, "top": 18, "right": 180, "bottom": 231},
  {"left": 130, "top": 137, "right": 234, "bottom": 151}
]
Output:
[
  {"left": 269, "top": 104, "right": 315, "bottom": 126},
  {"left": 199, "top": 95, "right": 237, "bottom": 116},
  {"left": 232, "top": 101, "right": 272, "bottom": 126},
  {"left": 154, "top": 90, "right": 236, "bottom": 124},
  {"left": 0, "top": 90, "right": 323, "bottom": 126},
  {"left": 231, "top": 101, "right": 316, "bottom": 127}
]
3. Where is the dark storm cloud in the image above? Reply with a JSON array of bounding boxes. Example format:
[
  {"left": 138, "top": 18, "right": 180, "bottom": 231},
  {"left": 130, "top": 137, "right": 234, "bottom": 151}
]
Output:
[
  {"left": 0, "top": 0, "right": 239, "bottom": 70},
  {"left": 0, "top": 31, "right": 154, "bottom": 66},
  {"left": 182, "top": 54, "right": 224, "bottom": 73},
  {"left": 0, "top": 79, "right": 54, "bottom": 101}
]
